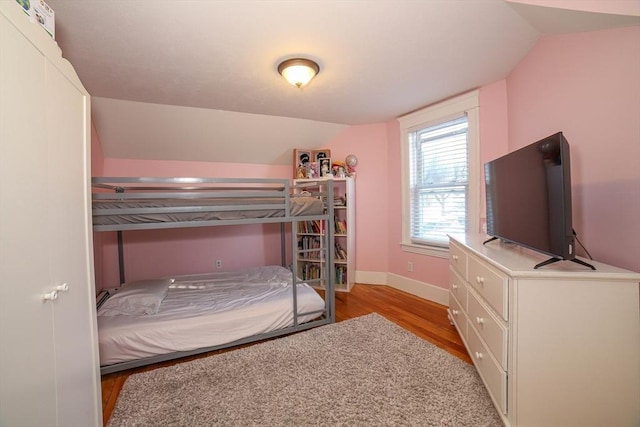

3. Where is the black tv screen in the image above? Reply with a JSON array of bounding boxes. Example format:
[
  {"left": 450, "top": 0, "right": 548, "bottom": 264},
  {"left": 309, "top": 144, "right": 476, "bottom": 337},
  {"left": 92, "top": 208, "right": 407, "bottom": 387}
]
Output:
[{"left": 484, "top": 132, "right": 576, "bottom": 264}]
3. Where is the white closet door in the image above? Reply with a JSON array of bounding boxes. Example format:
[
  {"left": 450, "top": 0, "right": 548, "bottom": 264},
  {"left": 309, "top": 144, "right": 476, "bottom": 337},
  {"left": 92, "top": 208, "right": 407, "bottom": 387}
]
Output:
[
  {"left": 0, "top": 14, "right": 58, "bottom": 425},
  {"left": 45, "top": 60, "right": 101, "bottom": 426}
]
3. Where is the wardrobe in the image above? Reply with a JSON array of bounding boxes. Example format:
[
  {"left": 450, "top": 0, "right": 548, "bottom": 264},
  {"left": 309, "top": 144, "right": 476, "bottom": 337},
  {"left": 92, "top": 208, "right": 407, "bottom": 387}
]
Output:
[{"left": 0, "top": 2, "right": 101, "bottom": 426}]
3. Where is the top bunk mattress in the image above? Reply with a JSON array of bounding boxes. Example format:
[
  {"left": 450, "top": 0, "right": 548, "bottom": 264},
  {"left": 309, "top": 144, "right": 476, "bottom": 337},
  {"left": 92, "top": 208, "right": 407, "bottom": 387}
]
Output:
[{"left": 92, "top": 196, "right": 324, "bottom": 226}]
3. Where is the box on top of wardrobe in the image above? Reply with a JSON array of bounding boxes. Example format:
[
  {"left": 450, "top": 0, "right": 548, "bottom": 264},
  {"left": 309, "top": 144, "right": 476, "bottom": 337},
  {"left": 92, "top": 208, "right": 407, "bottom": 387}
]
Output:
[{"left": 16, "top": 0, "right": 54, "bottom": 38}]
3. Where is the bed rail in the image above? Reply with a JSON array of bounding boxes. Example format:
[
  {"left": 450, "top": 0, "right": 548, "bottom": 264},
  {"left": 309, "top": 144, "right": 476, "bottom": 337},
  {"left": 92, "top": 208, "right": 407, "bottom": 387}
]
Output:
[{"left": 91, "top": 177, "right": 329, "bottom": 232}]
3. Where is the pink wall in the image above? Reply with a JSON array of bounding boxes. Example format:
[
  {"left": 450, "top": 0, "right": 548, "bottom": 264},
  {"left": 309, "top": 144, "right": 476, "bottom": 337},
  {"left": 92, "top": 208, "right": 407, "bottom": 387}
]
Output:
[
  {"left": 103, "top": 158, "right": 292, "bottom": 179},
  {"left": 100, "top": 225, "right": 285, "bottom": 286},
  {"left": 326, "top": 124, "right": 389, "bottom": 273},
  {"left": 479, "top": 80, "right": 510, "bottom": 224},
  {"left": 507, "top": 26, "right": 640, "bottom": 271},
  {"left": 90, "top": 121, "right": 104, "bottom": 177}
]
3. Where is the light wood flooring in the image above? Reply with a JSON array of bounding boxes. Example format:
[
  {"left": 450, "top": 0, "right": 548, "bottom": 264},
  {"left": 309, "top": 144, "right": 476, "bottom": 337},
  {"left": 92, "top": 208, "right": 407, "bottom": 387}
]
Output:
[{"left": 101, "top": 283, "right": 470, "bottom": 425}]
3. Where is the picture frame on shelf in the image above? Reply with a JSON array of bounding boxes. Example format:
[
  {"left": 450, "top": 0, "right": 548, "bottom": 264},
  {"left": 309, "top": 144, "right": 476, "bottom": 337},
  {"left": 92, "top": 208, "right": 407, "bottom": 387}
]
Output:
[
  {"left": 295, "top": 166, "right": 308, "bottom": 179},
  {"left": 293, "top": 149, "right": 312, "bottom": 178},
  {"left": 307, "top": 162, "right": 319, "bottom": 179},
  {"left": 320, "top": 158, "right": 332, "bottom": 177},
  {"left": 313, "top": 149, "right": 331, "bottom": 162}
]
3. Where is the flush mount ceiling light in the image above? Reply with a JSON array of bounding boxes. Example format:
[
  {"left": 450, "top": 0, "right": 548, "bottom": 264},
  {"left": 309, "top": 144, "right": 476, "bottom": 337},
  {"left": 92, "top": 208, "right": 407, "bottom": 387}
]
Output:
[{"left": 277, "top": 58, "right": 320, "bottom": 88}]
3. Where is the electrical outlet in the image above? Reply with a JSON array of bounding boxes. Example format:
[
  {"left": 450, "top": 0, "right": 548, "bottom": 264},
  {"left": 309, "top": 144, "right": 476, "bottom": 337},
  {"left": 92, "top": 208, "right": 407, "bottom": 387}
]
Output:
[
  {"left": 216, "top": 259, "right": 222, "bottom": 269},
  {"left": 407, "top": 261, "right": 413, "bottom": 272}
]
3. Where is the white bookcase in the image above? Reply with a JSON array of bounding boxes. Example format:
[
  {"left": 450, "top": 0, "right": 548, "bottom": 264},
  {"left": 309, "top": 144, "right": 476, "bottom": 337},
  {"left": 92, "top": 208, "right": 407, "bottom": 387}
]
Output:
[
  {"left": 448, "top": 233, "right": 640, "bottom": 427},
  {"left": 294, "top": 178, "right": 355, "bottom": 292}
]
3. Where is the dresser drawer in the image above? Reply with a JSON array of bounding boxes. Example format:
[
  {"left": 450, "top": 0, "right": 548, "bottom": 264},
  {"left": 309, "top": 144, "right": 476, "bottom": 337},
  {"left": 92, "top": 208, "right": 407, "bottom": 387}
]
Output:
[
  {"left": 467, "top": 288, "right": 507, "bottom": 370},
  {"left": 448, "top": 292, "right": 467, "bottom": 340},
  {"left": 468, "top": 324, "right": 507, "bottom": 415},
  {"left": 468, "top": 254, "right": 508, "bottom": 321},
  {"left": 449, "top": 241, "right": 467, "bottom": 278},
  {"left": 449, "top": 266, "right": 467, "bottom": 308}
]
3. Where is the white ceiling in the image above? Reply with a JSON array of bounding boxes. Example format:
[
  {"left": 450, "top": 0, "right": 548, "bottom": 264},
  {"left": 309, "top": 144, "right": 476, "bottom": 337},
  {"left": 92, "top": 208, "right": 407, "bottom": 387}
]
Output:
[{"left": 45, "top": 0, "right": 639, "bottom": 165}]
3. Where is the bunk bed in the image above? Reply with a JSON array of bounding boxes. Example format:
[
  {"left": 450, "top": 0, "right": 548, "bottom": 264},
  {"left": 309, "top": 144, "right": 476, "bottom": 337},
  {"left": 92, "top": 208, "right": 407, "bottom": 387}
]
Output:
[{"left": 92, "top": 177, "right": 335, "bottom": 375}]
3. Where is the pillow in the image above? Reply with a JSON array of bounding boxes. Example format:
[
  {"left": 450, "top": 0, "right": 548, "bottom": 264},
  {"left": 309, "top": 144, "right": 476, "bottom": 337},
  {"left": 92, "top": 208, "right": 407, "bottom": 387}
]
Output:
[{"left": 97, "top": 278, "right": 174, "bottom": 316}]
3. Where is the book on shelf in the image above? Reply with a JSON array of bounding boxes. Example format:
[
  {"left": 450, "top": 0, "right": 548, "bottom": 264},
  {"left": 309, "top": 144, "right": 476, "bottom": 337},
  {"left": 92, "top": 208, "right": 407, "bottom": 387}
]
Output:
[
  {"left": 298, "top": 236, "right": 322, "bottom": 259},
  {"left": 334, "top": 218, "right": 347, "bottom": 234},
  {"left": 335, "top": 266, "right": 347, "bottom": 285},
  {"left": 299, "top": 263, "right": 322, "bottom": 281},
  {"left": 297, "top": 220, "right": 324, "bottom": 234}
]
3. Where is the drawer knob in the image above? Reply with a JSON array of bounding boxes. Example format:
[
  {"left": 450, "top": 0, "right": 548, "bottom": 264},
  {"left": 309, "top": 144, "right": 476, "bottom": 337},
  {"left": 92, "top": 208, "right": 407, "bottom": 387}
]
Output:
[
  {"left": 476, "top": 316, "right": 484, "bottom": 325},
  {"left": 476, "top": 276, "right": 485, "bottom": 285},
  {"left": 452, "top": 309, "right": 459, "bottom": 315},
  {"left": 452, "top": 283, "right": 458, "bottom": 290},
  {"left": 453, "top": 255, "right": 459, "bottom": 261},
  {"left": 475, "top": 351, "right": 483, "bottom": 360},
  {"left": 43, "top": 291, "right": 58, "bottom": 301}
]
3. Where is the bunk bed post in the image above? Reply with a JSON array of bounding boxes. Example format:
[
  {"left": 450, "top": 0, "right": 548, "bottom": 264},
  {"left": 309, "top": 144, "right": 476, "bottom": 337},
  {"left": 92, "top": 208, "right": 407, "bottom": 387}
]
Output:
[
  {"left": 117, "top": 230, "right": 125, "bottom": 284},
  {"left": 325, "top": 181, "right": 335, "bottom": 323},
  {"left": 280, "top": 222, "right": 286, "bottom": 267},
  {"left": 286, "top": 180, "right": 299, "bottom": 327},
  {"left": 290, "top": 219, "right": 299, "bottom": 327}
]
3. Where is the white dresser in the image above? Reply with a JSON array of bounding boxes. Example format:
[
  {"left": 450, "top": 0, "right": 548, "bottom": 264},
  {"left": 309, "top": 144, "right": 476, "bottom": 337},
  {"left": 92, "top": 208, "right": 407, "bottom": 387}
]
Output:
[{"left": 448, "top": 234, "right": 640, "bottom": 427}]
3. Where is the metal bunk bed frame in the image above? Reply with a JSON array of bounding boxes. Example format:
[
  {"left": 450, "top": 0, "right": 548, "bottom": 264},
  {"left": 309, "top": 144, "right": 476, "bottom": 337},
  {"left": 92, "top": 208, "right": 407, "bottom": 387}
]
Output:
[{"left": 92, "top": 177, "right": 335, "bottom": 375}]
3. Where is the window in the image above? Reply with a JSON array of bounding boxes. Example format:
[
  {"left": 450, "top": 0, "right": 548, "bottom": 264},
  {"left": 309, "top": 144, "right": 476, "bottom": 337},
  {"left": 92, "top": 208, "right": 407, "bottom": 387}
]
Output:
[
  {"left": 399, "top": 91, "right": 480, "bottom": 257},
  {"left": 409, "top": 116, "right": 468, "bottom": 245}
]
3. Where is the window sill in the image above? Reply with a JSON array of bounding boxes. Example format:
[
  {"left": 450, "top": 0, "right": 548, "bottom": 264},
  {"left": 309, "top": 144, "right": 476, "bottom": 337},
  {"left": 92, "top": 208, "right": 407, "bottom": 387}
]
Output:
[{"left": 401, "top": 242, "right": 449, "bottom": 259}]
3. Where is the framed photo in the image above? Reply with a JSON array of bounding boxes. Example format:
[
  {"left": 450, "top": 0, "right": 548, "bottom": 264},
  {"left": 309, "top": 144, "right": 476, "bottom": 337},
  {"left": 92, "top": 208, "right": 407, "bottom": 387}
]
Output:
[
  {"left": 313, "top": 149, "right": 331, "bottom": 162},
  {"left": 295, "top": 166, "right": 308, "bottom": 179},
  {"left": 319, "top": 158, "right": 332, "bottom": 177},
  {"left": 293, "top": 149, "right": 312, "bottom": 178},
  {"left": 308, "top": 162, "right": 319, "bottom": 178}
]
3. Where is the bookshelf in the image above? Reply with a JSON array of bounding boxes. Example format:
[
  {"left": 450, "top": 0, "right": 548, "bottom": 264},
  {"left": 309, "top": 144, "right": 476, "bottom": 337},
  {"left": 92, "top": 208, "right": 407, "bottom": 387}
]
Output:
[{"left": 294, "top": 177, "right": 355, "bottom": 292}]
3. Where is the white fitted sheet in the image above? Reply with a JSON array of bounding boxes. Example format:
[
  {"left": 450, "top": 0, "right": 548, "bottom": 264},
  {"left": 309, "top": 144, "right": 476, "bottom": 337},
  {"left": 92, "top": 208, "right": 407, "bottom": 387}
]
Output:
[{"left": 97, "top": 265, "right": 325, "bottom": 366}]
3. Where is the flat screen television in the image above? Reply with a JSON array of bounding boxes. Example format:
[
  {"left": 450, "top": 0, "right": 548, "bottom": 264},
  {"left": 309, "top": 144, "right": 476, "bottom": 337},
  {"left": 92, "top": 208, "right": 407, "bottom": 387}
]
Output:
[{"left": 484, "top": 132, "right": 594, "bottom": 270}]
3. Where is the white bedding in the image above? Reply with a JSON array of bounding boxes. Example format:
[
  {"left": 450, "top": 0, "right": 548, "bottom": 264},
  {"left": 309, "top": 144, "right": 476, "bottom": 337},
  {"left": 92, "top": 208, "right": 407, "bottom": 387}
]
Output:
[{"left": 97, "top": 265, "right": 325, "bottom": 366}]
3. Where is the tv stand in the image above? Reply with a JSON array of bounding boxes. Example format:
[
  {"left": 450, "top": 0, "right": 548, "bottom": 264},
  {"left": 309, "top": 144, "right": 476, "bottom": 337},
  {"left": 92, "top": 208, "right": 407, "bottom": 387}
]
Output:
[
  {"left": 447, "top": 234, "right": 640, "bottom": 427},
  {"left": 534, "top": 257, "right": 596, "bottom": 270},
  {"left": 482, "top": 236, "right": 498, "bottom": 245}
]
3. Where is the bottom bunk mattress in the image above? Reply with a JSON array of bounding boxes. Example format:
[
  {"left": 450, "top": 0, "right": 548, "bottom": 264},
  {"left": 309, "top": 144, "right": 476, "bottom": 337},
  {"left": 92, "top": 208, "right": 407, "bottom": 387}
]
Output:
[{"left": 97, "top": 265, "right": 325, "bottom": 366}]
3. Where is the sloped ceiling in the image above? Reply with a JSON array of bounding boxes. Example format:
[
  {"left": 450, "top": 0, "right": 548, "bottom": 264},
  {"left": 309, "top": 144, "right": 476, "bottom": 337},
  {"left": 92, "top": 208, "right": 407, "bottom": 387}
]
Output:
[
  {"left": 45, "top": 0, "right": 639, "bottom": 165},
  {"left": 91, "top": 98, "right": 349, "bottom": 165}
]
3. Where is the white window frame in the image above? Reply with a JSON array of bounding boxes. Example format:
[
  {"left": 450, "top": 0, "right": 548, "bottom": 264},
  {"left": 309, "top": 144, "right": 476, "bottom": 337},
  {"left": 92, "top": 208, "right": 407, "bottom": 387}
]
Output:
[{"left": 399, "top": 90, "right": 480, "bottom": 258}]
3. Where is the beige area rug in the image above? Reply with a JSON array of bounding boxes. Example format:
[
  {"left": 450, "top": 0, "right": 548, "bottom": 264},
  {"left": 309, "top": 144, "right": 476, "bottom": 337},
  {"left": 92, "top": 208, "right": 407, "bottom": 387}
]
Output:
[{"left": 108, "top": 313, "right": 502, "bottom": 426}]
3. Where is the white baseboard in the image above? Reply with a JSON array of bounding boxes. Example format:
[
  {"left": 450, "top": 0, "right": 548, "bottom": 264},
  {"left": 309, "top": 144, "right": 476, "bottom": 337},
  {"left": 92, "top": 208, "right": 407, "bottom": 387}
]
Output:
[
  {"left": 355, "top": 270, "right": 387, "bottom": 285},
  {"left": 355, "top": 270, "right": 449, "bottom": 306}
]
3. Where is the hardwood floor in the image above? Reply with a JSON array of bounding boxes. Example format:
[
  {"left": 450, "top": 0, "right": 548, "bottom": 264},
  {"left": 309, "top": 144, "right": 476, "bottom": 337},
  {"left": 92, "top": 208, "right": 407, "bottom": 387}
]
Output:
[{"left": 100, "top": 283, "right": 470, "bottom": 425}]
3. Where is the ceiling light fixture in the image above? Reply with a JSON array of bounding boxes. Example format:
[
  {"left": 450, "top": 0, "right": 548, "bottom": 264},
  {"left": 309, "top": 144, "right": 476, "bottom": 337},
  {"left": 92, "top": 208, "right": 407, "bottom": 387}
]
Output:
[{"left": 277, "top": 58, "right": 320, "bottom": 88}]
